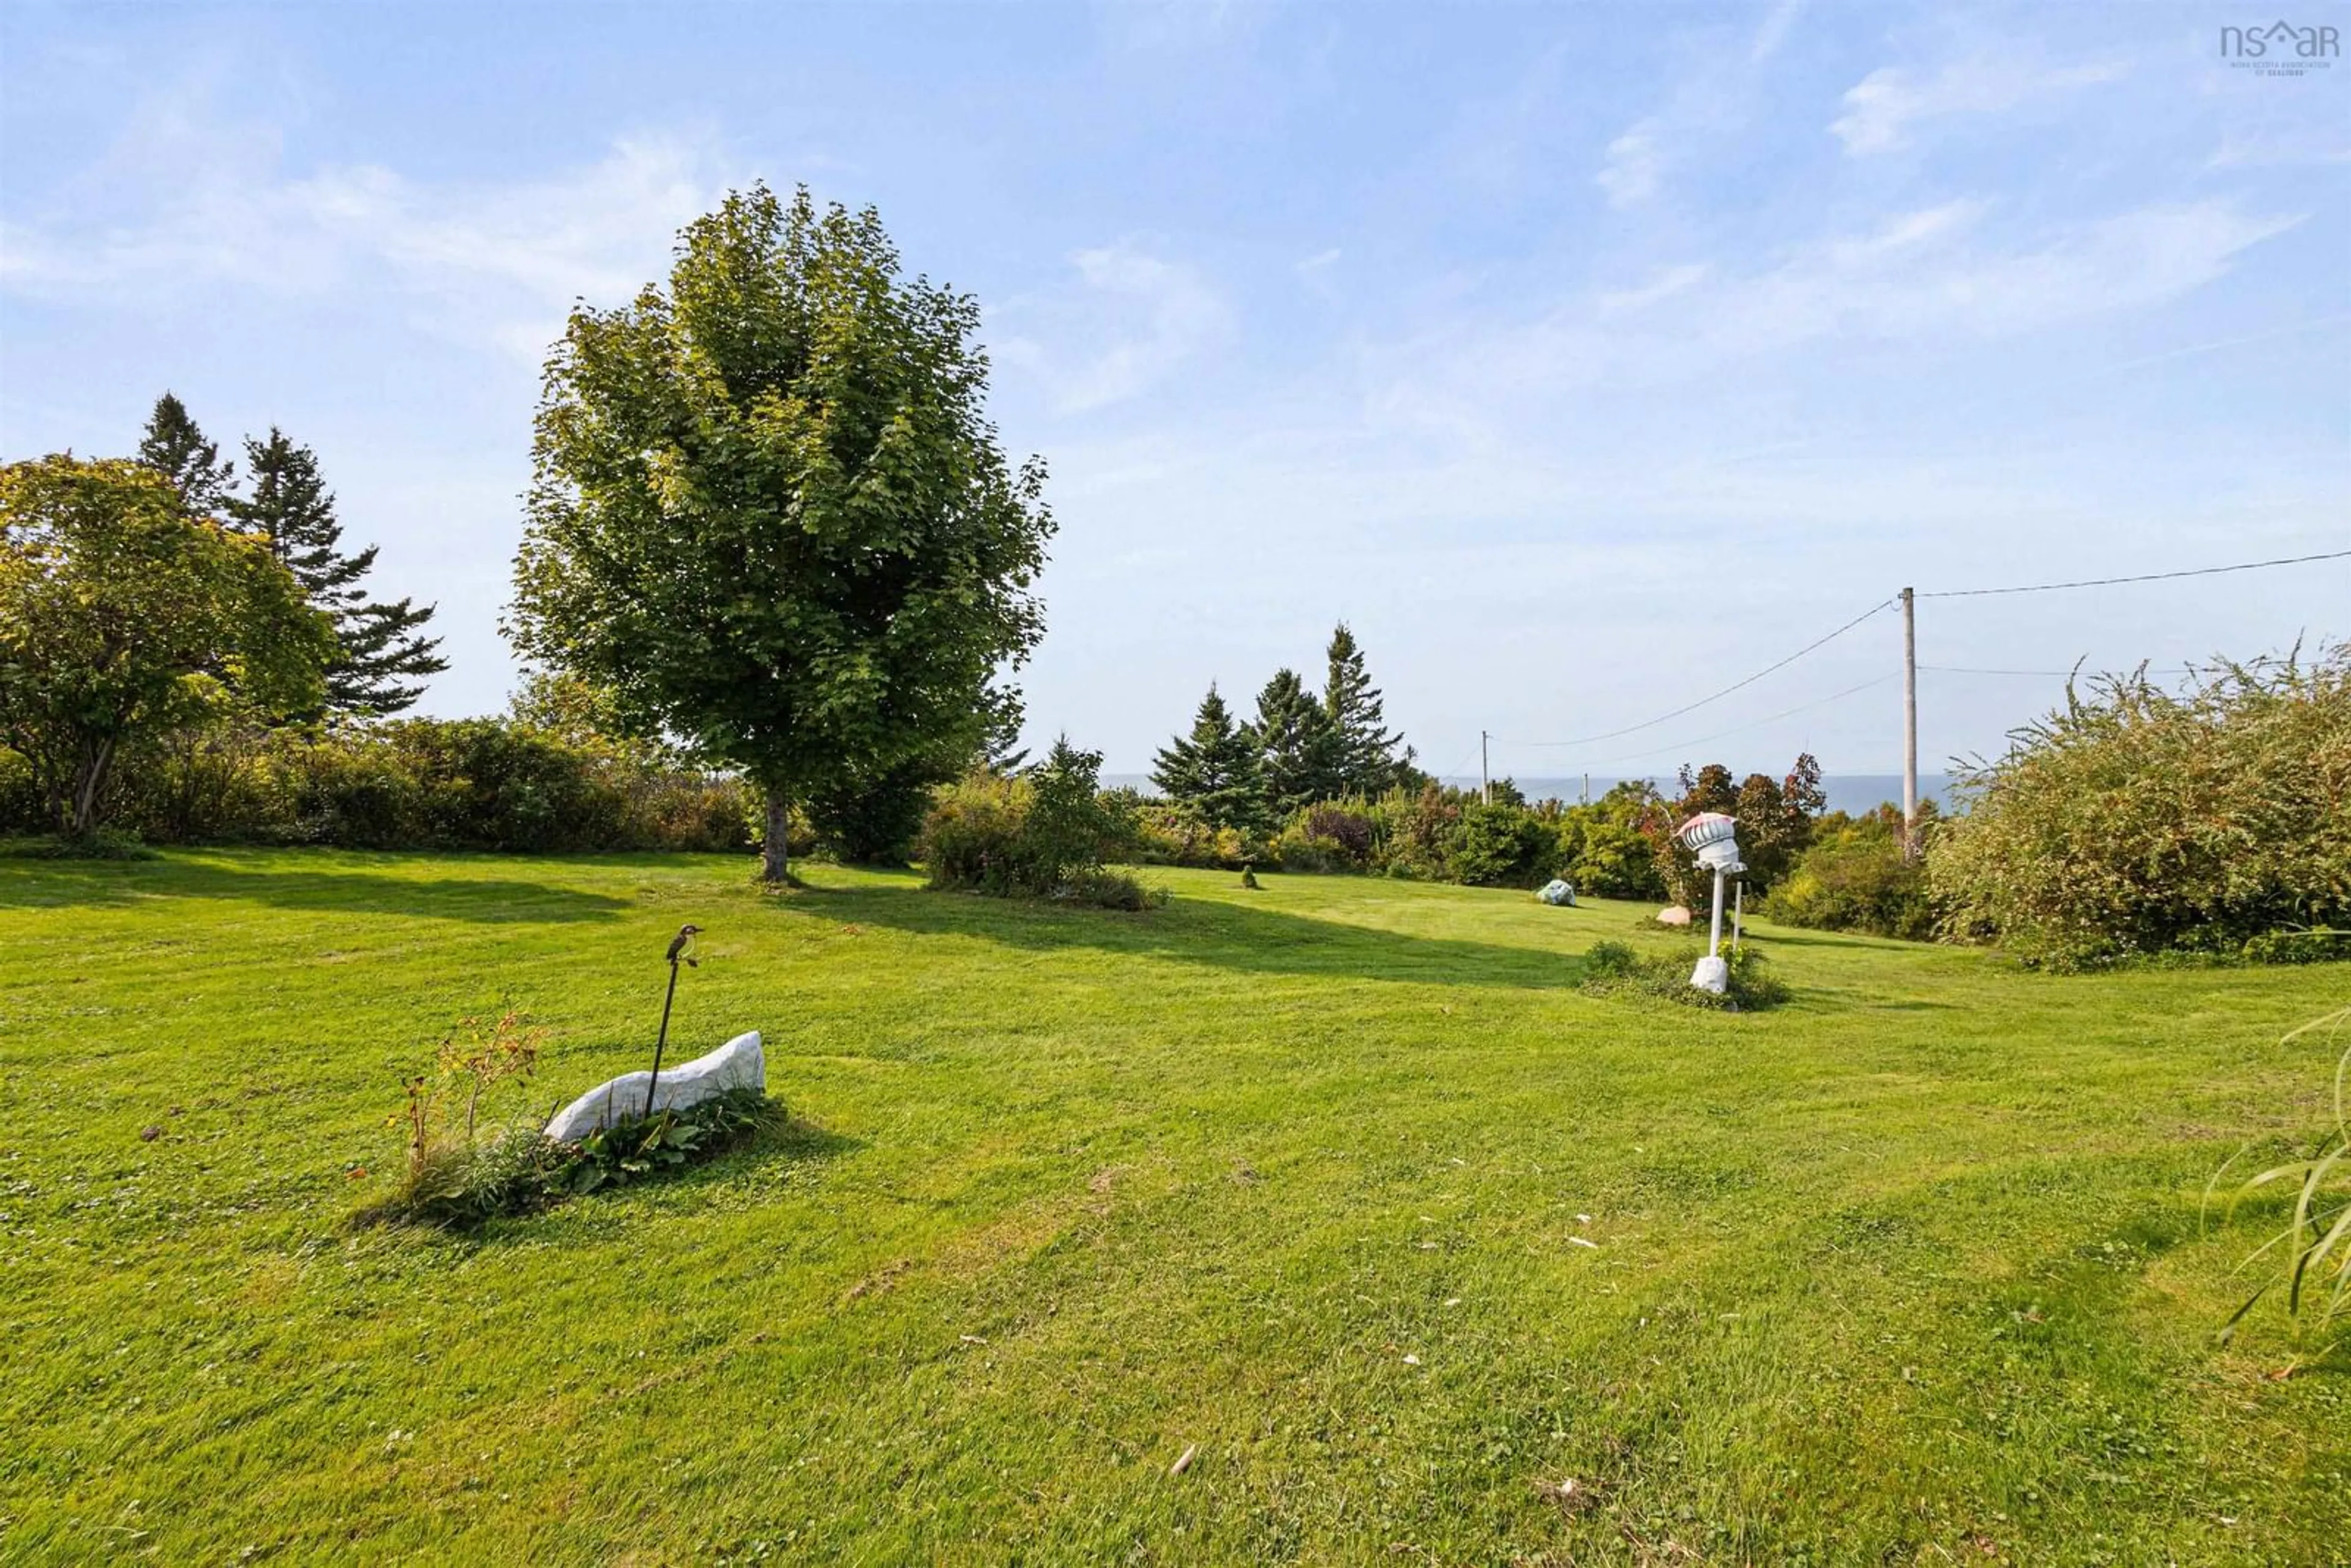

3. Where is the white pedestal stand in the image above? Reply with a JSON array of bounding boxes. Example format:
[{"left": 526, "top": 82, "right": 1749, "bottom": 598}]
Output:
[{"left": 1690, "top": 864, "right": 1730, "bottom": 994}]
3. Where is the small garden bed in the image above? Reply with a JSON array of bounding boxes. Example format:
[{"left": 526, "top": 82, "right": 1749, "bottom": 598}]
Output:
[
  {"left": 1577, "top": 940, "right": 1788, "bottom": 1010},
  {"left": 358, "top": 1087, "right": 782, "bottom": 1231}
]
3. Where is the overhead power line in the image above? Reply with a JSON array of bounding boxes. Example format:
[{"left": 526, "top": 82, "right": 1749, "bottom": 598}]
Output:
[
  {"left": 1568, "top": 673, "right": 1895, "bottom": 771},
  {"left": 1480, "top": 544, "right": 2339, "bottom": 775},
  {"left": 1498, "top": 596, "right": 1895, "bottom": 749},
  {"left": 1918, "top": 549, "right": 2351, "bottom": 599}
]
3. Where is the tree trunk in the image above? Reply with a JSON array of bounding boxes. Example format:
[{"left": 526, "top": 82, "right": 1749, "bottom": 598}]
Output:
[
  {"left": 69, "top": 737, "right": 115, "bottom": 839},
  {"left": 762, "top": 790, "right": 792, "bottom": 883}
]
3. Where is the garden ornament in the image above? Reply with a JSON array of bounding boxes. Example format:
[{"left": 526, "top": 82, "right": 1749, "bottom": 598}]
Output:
[
  {"left": 645, "top": 923, "right": 701, "bottom": 1117},
  {"left": 1673, "top": 813, "right": 1743, "bottom": 994}
]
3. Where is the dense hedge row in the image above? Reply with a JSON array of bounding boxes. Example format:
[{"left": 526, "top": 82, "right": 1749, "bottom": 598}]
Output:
[{"left": 0, "top": 719, "right": 753, "bottom": 854}]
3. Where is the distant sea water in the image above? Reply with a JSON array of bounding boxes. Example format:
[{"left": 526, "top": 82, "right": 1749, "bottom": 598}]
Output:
[{"left": 1103, "top": 773, "right": 1958, "bottom": 817}]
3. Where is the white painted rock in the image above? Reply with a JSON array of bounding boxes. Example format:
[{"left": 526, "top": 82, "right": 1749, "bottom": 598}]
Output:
[
  {"left": 544, "top": 1030, "right": 764, "bottom": 1143},
  {"left": 1538, "top": 879, "right": 1577, "bottom": 907},
  {"left": 1656, "top": 905, "right": 1692, "bottom": 927},
  {"left": 1689, "top": 955, "right": 1729, "bottom": 994}
]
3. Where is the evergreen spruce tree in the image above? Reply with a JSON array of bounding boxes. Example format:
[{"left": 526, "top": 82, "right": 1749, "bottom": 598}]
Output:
[
  {"left": 137, "top": 392, "right": 237, "bottom": 514},
  {"left": 236, "top": 428, "right": 446, "bottom": 717},
  {"left": 1323, "top": 621, "right": 1405, "bottom": 795},
  {"left": 1152, "top": 684, "right": 1270, "bottom": 830},
  {"left": 1249, "top": 666, "right": 1344, "bottom": 816}
]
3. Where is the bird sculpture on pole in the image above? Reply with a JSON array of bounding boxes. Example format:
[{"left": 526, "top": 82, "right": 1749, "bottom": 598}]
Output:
[{"left": 645, "top": 924, "right": 702, "bottom": 1119}]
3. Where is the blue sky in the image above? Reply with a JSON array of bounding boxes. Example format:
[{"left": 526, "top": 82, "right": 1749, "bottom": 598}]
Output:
[{"left": 3, "top": 2, "right": 2345, "bottom": 781}]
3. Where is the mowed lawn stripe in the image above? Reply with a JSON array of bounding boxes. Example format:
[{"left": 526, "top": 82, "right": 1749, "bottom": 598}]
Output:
[{"left": 1, "top": 850, "right": 2344, "bottom": 1562}]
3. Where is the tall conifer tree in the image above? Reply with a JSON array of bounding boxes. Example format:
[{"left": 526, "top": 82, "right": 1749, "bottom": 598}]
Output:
[
  {"left": 236, "top": 429, "right": 446, "bottom": 717},
  {"left": 1324, "top": 621, "right": 1405, "bottom": 795},
  {"left": 136, "top": 392, "right": 236, "bottom": 515},
  {"left": 1249, "top": 666, "right": 1343, "bottom": 815},
  {"left": 1152, "top": 684, "right": 1269, "bottom": 830}
]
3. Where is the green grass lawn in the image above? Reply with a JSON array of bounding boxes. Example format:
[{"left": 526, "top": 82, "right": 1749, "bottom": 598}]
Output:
[{"left": 2, "top": 849, "right": 2344, "bottom": 1564}]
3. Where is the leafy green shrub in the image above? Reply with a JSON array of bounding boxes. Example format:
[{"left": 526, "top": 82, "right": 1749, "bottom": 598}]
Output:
[
  {"left": 1577, "top": 940, "right": 1788, "bottom": 1011},
  {"left": 1133, "top": 798, "right": 1278, "bottom": 869},
  {"left": 1269, "top": 804, "right": 1373, "bottom": 873},
  {"left": 1929, "top": 647, "right": 2350, "bottom": 966},
  {"left": 920, "top": 739, "right": 1158, "bottom": 908},
  {"left": 561, "top": 1089, "right": 777, "bottom": 1196},
  {"left": 1558, "top": 812, "right": 1666, "bottom": 901},
  {"left": 0, "top": 745, "right": 37, "bottom": 830},
  {"left": 1451, "top": 800, "right": 1555, "bottom": 887},
  {"left": 1762, "top": 807, "right": 1937, "bottom": 940}
]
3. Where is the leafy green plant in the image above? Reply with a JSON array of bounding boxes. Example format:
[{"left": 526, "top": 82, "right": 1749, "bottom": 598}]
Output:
[
  {"left": 1578, "top": 939, "right": 1788, "bottom": 1011},
  {"left": 373, "top": 1005, "right": 555, "bottom": 1226},
  {"left": 1761, "top": 805, "right": 1938, "bottom": 940},
  {"left": 564, "top": 1088, "right": 779, "bottom": 1196},
  {"left": 2211, "top": 1005, "right": 2351, "bottom": 1365},
  {"left": 920, "top": 738, "right": 1158, "bottom": 909}
]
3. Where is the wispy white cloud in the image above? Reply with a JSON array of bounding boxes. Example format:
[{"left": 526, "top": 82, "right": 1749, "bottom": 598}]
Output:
[
  {"left": 2207, "top": 121, "right": 2351, "bottom": 170},
  {"left": 1596, "top": 123, "right": 1665, "bottom": 209},
  {"left": 1593, "top": 0, "right": 1802, "bottom": 209},
  {"left": 0, "top": 72, "right": 738, "bottom": 358},
  {"left": 1708, "top": 198, "right": 2296, "bottom": 350},
  {"left": 1832, "top": 51, "right": 2127, "bottom": 156},
  {"left": 1343, "top": 194, "right": 2298, "bottom": 459},
  {"left": 994, "top": 241, "right": 1231, "bottom": 413},
  {"left": 1295, "top": 246, "right": 1343, "bottom": 303}
]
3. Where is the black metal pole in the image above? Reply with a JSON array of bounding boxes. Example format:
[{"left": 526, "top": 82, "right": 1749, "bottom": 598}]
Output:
[{"left": 645, "top": 956, "right": 681, "bottom": 1120}]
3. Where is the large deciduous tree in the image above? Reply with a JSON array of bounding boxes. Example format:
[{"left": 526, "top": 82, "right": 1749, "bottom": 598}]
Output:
[
  {"left": 0, "top": 456, "right": 334, "bottom": 836},
  {"left": 509, "top": 184, "right": 1053, "bottom": 882},
  {"left": 1153, "top": 684, "right": 1269, "bottom": 831}
]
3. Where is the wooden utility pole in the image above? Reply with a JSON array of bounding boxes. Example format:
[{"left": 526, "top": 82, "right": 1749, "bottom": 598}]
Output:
[
  {"left": 1901, "top": 585, "right": 1918, "bottom": 859},
  {"left": 1480, "top": 730, "right": 1490, "bottom": 804}
]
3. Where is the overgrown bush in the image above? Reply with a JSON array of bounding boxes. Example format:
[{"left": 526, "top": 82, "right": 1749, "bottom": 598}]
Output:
[
  {"left": 1578, "top": 939, "right": 1788, "bottom": 1011},
  {"left": 920, "top": 738, "right": 1158, "bottom": 907},
  {"left": 1131, "top": 797, "right": 1278, "bottom": 869},
  {"left": 1761, "top": 805, "right": 1937, "bottom": 941},
  {"left": 1930, "top": 647, "right": 2351, "bottom": 966}
]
